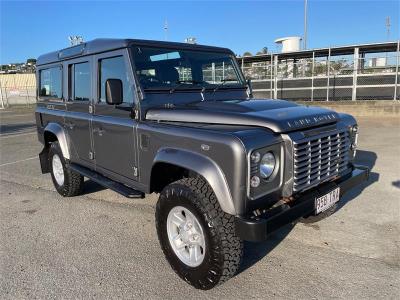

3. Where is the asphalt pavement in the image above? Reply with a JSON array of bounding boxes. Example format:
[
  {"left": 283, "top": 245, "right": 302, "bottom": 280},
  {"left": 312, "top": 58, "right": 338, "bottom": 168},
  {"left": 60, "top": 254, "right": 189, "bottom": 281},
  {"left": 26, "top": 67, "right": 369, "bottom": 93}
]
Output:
[{"left": 0, "top": 107, "right": 399, "bottom": 299}]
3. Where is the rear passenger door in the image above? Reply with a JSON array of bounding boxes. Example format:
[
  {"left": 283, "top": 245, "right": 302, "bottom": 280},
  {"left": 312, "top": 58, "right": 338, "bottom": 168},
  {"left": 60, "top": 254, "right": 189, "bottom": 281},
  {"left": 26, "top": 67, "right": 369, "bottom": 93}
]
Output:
[
  {"left": 64, "top": 57, "right": 94, "bottom": 166},
  {"left": 92, "top": 49, "right": 138, "bottom": 182}
]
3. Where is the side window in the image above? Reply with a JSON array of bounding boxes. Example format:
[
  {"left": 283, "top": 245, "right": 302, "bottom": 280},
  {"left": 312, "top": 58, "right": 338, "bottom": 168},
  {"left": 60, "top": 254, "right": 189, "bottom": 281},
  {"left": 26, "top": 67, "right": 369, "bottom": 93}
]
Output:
[
  {"left": 99, "top": 56, "right": 133, "bottom": 103},
  {"left": 39, "top": 67, "right": 62, "bottom": 99},
  {"left": 73, "top": 62, "right": 90, "bottom": 101}
]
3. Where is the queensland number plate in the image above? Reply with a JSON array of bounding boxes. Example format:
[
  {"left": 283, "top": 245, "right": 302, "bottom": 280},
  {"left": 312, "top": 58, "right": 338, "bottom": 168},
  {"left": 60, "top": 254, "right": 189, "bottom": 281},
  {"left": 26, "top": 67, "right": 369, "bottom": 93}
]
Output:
[{"left": 315, "top": 187, "right": 340, "bottom": 214}]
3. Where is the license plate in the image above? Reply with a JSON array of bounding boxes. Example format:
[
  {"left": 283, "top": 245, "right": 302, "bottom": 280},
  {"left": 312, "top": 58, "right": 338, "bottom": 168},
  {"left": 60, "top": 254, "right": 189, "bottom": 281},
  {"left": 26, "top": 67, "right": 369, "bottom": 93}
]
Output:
[{"left": 315, "top": 187, "right": 340, "bottom": 214}]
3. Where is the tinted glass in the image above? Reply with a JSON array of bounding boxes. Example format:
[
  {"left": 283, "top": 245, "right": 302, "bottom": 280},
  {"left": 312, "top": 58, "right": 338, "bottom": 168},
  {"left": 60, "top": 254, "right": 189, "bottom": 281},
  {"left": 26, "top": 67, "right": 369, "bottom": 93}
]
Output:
[
  {"left": 132, "top": 47, "right": 244, "bottom": 90},
  {"left": 74, "top": 62, "right": 90, "bottom": 101},
  {"left": 99, "top": 56, "right": 133, "bottom": 103},
  {"left": 39, "top": 67, "right": 62, "bottom": 98}
]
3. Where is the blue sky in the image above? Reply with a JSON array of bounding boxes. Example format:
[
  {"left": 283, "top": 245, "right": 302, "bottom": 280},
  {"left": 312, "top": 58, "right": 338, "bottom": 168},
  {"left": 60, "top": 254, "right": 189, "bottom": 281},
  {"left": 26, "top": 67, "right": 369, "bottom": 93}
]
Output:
[{"left": 1, "top": 0, "right": 399, "bottom": 64}]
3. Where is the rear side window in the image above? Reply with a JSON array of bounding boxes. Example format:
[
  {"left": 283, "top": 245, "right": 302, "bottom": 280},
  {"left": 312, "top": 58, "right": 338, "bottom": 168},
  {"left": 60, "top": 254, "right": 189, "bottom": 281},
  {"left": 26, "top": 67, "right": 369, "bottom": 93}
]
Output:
[
  {"left": 99, "top": 56, "right": 133, "bottom": 103},
  {"left": 73, "top": 62, "right": 90, "bottom": 101},
  {"left": 39, "top": 67, "right": 62, "bottom": 98}
]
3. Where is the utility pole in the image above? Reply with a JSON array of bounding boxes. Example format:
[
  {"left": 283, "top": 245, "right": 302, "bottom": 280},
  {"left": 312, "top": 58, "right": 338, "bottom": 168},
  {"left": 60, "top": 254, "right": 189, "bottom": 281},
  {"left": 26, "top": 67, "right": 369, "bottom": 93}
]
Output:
[
  {"left": 385, "top": 16, "right": 391, "bottom": 41},
  {"left": 304, "top": 0, "right": 308, "bottom": 49},
  {"left": 164, "top": 19, "right": 169, "bottom": 41}
]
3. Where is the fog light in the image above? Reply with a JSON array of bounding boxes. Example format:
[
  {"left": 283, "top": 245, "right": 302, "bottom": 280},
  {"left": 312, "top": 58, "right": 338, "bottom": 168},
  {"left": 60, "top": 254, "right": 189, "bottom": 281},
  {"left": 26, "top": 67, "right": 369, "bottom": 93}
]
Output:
[{"left": 250, "top": 175, "right": 260, "bottom": 188}]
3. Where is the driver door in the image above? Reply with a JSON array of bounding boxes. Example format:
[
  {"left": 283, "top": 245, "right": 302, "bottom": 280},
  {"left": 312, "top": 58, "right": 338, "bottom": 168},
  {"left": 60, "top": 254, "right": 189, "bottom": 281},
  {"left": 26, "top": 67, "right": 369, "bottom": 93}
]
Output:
[{"left": 92, "top": 49, "right": 139, "bottom": 182}]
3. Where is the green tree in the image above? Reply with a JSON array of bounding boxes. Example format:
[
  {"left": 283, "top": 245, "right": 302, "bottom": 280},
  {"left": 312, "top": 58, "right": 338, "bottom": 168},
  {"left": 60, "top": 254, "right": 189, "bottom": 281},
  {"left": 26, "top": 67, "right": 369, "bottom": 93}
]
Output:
[{"left": 26, "top": 58, "right": 36, "bottom": 65}]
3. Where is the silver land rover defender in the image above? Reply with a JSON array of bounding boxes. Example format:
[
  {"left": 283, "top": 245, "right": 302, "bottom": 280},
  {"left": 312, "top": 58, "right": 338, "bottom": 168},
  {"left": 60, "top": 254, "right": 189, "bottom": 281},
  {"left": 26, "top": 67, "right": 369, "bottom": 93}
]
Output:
[{"left": 35, "top": 39, "right": 369, "bottom": 290}]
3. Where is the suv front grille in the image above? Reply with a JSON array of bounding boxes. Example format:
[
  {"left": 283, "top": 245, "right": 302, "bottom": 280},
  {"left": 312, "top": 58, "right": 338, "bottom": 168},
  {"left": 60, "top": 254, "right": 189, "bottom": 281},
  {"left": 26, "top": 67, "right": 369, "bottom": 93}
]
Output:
[{"left": 293, "top": 130, "right": 350, "bottom": 192}]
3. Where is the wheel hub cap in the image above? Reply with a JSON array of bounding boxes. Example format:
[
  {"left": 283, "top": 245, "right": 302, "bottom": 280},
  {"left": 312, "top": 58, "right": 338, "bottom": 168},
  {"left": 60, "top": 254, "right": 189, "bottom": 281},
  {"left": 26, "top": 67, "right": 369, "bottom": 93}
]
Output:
[
  {"left": 166, "top": 206, "right": 205, "bottom": 267},
  {"left": 52, "top": 154, "right": 64, "bottom": 186}
]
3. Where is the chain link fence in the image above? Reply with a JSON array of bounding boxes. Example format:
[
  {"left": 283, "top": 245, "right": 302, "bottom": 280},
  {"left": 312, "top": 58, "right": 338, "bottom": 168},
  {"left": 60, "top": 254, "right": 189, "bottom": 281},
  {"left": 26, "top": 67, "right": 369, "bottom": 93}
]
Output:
[{"left": 240, "top": 42, "right": 400, "bottom": 101}]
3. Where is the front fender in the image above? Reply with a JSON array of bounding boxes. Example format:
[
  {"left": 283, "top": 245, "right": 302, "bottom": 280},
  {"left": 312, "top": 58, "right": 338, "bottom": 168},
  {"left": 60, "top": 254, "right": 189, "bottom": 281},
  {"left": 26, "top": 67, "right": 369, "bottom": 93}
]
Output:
[
  {"left": 153, "top": 148, "right": 236, "bottom": 215},
  {"left": 44, "top": 122, "right": 70, "bottom": 159}
]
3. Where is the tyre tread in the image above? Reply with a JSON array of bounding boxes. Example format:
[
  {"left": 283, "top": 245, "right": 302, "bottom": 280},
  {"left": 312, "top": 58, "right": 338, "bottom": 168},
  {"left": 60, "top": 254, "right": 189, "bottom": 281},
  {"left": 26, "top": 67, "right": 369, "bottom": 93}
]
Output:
[{"left": 156, "top": 176, "right": 243, "bottom": 289}]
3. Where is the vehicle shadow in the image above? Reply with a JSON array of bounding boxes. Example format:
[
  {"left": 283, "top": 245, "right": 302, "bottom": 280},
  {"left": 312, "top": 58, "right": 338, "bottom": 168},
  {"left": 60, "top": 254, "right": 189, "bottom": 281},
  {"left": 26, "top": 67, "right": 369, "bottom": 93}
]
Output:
[
  {"left": 0, "top": 123, "right": 36, "bottom": 134},
  {"left": 238, "top": 149, "right": 378, "bottom": 274},
  {"left": 239, "top": 224, "right": 294, "bottom": 274},
  {"left": 336, "top": 149, "right": 379, "bottom": 211},
  {"left": 82, "top": 179, "right": 107, "bottom": 194}
]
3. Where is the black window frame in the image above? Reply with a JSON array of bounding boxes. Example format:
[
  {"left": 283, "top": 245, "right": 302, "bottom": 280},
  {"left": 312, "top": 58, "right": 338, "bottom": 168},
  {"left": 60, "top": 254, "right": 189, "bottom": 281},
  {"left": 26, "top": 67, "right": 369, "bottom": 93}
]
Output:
[
  {"left": 68, "top": 61, "right": 91, "bottom": 102},
  {"left": 130, "top": 45, "right": 246, "bottom": 91},
  {"left": 98, "top": 55, "right": 133, "bottom": 104},
  {"left": 38, "top": 65, "right": 63, "bottom": 101}
]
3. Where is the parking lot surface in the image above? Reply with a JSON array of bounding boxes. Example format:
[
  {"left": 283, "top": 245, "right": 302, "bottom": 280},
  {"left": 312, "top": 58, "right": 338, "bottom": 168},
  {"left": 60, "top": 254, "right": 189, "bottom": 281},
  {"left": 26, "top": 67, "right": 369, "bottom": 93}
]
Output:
[{"left": 0, "top": 107, "right": 399, "bottom": 299}]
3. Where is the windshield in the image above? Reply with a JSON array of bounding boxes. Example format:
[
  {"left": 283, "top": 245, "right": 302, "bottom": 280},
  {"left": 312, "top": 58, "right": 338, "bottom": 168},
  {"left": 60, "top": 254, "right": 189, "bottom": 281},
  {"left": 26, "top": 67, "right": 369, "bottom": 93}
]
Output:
[{"left": 131, "top": 46, "right": 245, "bottom": 91}]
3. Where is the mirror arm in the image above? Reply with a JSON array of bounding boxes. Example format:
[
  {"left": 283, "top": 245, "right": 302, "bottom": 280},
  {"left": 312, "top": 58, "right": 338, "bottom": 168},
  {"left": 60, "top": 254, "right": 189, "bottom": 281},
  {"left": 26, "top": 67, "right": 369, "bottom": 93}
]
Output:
[{"left": 246, "top": 79, "right": 253, "bottom": 98}]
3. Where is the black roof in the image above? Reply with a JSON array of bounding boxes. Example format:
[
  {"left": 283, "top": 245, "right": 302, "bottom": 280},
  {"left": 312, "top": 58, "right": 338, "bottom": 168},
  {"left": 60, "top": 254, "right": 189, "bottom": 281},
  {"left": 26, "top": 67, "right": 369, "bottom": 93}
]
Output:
[{"left": 36, "top": 38, "right": 233, "bottom": 66}]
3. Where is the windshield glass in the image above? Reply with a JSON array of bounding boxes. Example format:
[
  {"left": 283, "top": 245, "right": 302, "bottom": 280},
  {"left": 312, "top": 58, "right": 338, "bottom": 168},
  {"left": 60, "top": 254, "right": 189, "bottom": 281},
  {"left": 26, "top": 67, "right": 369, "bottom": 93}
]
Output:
[{"left": 131, "top": 46, "right": 245, "bottom": 91}]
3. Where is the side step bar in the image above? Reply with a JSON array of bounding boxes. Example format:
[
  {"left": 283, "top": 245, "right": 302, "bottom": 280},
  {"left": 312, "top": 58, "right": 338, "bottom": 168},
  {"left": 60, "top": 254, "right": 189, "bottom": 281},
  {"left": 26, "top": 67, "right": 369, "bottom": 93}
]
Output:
[{"left": 70, "top": 164, "right": 145, "bottom": 199}]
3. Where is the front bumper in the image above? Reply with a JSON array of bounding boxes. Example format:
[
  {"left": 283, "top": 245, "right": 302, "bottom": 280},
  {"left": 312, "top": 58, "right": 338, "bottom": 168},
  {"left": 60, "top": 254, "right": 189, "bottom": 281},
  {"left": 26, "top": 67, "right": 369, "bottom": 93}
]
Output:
[{"left": 235, "top": 165, "right": 370, "bottom": 242}]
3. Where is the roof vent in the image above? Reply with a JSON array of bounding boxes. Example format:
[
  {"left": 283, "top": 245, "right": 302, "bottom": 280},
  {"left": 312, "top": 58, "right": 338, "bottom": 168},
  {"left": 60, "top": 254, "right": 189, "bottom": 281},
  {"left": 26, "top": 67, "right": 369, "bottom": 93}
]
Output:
[{"left": 58, "top": 44, "right": 85, "bottom": 59}]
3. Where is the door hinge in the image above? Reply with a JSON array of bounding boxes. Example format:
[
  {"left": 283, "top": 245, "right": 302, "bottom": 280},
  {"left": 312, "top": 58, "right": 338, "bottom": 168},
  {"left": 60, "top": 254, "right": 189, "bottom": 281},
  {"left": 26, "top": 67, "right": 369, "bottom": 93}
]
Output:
[
  {"left": 133, "top": 167, "right": 138, "bottom": 177},
  {"left": 131, "top": 108, "right": 139, "bottom": 120},
  {"left": 89, "top": 151, "right": 94, "bottom": 160}
]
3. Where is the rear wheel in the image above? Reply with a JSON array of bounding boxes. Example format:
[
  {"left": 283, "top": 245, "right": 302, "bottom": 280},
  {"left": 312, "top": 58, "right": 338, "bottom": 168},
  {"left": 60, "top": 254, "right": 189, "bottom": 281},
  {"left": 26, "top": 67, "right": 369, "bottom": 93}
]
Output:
[
  {"left": 49, "top": 141, "right": 84, "bottom": 197},
  {"left": 155, "top": 177, "right": 243, "bottom": 290}
]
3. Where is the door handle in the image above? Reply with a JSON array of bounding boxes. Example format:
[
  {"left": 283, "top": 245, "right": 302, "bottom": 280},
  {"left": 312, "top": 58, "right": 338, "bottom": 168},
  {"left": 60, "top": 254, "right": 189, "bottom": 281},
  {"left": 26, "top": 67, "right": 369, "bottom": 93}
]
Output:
[
  {"left": 65, "top": 122, "right": 75, "bottom": 130},
  {"left": 93, "top": 127, "right": 105, "bottom": 136}
]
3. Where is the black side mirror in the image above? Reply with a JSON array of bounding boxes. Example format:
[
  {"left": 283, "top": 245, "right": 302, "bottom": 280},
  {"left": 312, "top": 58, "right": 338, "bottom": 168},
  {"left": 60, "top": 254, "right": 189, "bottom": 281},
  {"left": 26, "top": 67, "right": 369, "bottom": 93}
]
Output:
[
  {"left": 105, "top": 79, "right": 123, "bottom": 105},
  {"left": 246, "top": 78, "right": 253, "bottom": 98}
]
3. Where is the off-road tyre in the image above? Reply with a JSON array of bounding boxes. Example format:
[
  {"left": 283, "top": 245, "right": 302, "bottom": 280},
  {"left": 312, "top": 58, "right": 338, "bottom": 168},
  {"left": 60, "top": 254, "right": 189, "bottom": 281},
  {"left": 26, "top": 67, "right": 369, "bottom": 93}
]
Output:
[
  {"left": 49, "top": 141, "right": 84, "bottom": 197},
  {"left": 155, "top": 176, "right": 243, "bottom": 290}
]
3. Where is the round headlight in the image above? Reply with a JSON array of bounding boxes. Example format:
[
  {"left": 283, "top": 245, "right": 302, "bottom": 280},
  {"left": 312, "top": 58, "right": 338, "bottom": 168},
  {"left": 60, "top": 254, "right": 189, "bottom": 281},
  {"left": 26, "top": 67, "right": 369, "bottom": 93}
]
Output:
[{"left": 260, "top": 152, "right": 276, "bottom": 179}]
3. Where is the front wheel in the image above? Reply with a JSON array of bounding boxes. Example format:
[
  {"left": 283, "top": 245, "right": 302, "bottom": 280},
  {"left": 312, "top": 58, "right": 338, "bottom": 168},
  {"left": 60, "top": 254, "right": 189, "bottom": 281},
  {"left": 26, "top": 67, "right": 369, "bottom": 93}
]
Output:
[
  {"left": 155, "top": 177, "right": 243, "bottom": 290},
  {"left": 49, "top": 141, "right": 84, "bottom": 197}
]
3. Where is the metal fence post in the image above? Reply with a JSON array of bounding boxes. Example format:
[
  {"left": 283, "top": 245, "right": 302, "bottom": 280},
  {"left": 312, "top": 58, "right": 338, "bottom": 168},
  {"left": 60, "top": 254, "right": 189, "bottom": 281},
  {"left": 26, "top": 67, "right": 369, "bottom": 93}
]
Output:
[
  {"left": 274, "top": 55, "right": 278, "bottom": 99},
  {"left": 0, "top": 78, "right": 5, "bottom": 109},
  {"left": 4, "top": 80, "right": 9, "bottom": 107},
  {"left": 352, "top": 47, "right": 359, "bottom": 101},
  {"left": 326, "top": 48, "right": 331, "bottom": 101},
  {"left": 311, "top": 51, "right": 315, "bottom": 101},
  {"left": 211, "top": 62, "right": 216, "bottom": 83},
  {"left": 270, "top": 54, "right": 273, "bottom": 98},
  {"left": 394, "top": 40, "right": 399, "bottom": 101},
  {"left": 25, "top": 80, "right": 30, "bottom": 105}
]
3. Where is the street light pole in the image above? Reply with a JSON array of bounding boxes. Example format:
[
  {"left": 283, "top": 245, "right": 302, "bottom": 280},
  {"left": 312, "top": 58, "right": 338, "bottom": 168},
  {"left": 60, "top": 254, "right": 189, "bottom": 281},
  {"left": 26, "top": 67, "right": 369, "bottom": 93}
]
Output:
[{"left": 304, "top": 0, "right": 308, "bottom": 50}]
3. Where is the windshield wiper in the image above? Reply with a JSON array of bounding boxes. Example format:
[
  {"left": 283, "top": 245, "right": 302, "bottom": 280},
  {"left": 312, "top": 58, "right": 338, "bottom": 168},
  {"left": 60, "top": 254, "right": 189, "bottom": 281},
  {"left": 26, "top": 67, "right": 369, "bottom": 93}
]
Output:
[
  {"left": 212, "top": 78, "right": 240, "bottom": 93},
  {"left": 169, "top": 80, "right": 204, "bottom": 93}
]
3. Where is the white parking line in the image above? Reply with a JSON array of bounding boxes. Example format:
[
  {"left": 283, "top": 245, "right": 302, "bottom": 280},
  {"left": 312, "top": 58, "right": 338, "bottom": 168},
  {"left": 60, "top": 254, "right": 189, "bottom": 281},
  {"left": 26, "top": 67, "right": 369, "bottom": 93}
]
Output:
[
  {"left": 0, "top": 156, "right": 37, "bottom": 167},
  {"left": 0, "top": 131, "right": 36, "bottom": 139}
]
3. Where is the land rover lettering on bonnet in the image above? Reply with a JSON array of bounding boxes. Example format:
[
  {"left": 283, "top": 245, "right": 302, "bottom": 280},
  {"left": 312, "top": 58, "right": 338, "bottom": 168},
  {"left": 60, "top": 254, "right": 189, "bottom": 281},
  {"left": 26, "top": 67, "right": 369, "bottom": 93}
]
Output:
[{"left": 35, "top": 38, "right": 369, "bottom": 290}]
